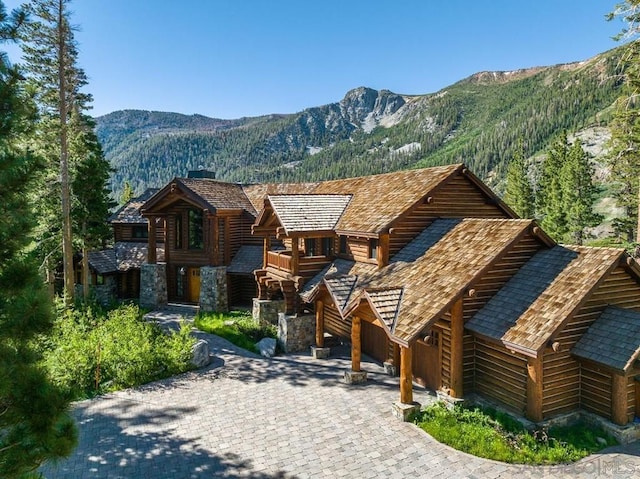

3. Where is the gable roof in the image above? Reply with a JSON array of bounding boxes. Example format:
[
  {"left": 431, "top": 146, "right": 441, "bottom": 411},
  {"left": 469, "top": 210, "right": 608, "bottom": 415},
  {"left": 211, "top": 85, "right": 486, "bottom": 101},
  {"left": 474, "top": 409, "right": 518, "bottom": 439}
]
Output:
[
  {"left": 466, "top": 245, "right": 625, "bottom": 357},
  {"left": 572, "top": 306, "right": 640, "bottom": 373},
  {"left": 248, "top": 164, "right": 515, "bottom": 236},
  {"left": 304, "top": 218, "right": 535, "bottom": 346},
  {"left": 109, "top": 188, "right": 159, "bottom": 224},
  {"left": 142, "top": 178, "right": 257, "bottom": 216},
  {"left": 268, "top": 194, "right": 352, "bottom": 235},
  {"left": 87, "top": 249, "right": 118, "bottom": 274}
]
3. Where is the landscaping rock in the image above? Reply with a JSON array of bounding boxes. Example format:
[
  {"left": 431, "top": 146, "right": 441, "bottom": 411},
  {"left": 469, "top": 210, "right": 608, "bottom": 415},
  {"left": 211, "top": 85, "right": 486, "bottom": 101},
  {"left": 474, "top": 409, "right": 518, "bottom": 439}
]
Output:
[
  {"left": 257, "top": 337, "right": 277, "bottom": 357},
  {"left": 190, "top": 339, "right": 211, "bottom": 368}
]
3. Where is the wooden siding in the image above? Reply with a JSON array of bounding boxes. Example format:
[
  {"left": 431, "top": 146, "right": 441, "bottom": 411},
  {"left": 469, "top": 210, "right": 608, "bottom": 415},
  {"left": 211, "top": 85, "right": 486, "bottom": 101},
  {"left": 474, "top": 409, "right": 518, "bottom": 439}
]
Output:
[
  {"left": 324, "top": 301, "right": 351, "bottom": 339},
  {"left": 543, "top": 266, "right": 640, "bottom": 419},
  {"left": 463, "top": 234, "right": 542, "bottom": 321},
  {"left": 113, "top": 223, "right": 164, "bottom": 243},
  {"left": 463, "top": 333, "right": 475, "bottom": 393},
  {"left": 475, "top": 338, "right": 527, "bottom": 414},
  {"left": 228, "top": 273, "right": 256, "bottom": 306},
  {"left": 388, "top": 175, "right": 508, "bottom": 256},
  {"left": 436, "top": 317, "right": 452, "bottom": 390},
  {"left": 581, "top": 363, "right": 612, "bottom": 419},
  {"left": 627, "top": 376, "right": 636, "bottom": 422}
]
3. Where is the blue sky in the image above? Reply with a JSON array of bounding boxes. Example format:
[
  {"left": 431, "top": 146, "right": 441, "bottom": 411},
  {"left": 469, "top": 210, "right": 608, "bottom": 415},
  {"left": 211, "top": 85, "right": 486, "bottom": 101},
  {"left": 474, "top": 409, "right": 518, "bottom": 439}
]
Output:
[{"left": 1, "top": 0, "right": 626, "bottom": 119}]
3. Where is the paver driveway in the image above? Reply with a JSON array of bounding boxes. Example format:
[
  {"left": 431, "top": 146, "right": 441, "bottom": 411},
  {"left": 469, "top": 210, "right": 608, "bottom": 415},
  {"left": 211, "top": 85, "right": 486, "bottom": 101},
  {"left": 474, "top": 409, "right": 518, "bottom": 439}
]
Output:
[{"left": 42, "top": 316, "right": 640, "bottom": 478}]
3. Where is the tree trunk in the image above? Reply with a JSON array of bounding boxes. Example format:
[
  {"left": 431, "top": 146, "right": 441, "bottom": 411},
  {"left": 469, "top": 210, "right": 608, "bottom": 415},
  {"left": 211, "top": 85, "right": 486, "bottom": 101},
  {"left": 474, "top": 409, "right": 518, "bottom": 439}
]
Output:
[
  {"left": 82, "top": 222, "right": 89, "bottom": 301},
  {"left": 58, "top": 0, "right": 73, "bottom": 303}
]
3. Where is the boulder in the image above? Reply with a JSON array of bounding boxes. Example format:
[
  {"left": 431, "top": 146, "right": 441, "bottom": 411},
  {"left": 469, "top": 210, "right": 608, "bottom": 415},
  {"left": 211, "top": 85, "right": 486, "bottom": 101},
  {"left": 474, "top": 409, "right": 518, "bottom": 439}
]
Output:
[
  {"left": 190, "top": 339, "right": 210, "bottom": 368},
  {"left": 257, "top": 337, "right": 277, "bottom": 358}
]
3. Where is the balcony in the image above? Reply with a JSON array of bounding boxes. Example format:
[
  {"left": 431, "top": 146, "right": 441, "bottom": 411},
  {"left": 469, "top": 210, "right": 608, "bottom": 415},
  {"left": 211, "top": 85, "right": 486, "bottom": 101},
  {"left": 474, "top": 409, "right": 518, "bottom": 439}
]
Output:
[{"left": 266, "top": 250, "right": 332, "bottom": 278}]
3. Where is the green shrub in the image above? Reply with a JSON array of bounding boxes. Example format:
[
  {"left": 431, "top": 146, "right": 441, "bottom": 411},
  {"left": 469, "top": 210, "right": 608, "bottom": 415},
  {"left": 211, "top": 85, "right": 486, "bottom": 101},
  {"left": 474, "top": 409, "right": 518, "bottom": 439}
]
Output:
[
  {"left": 413, "top": 402, "right": 617, "bottom": 465},
  {"left": 195, "top": 310, "right": 276, "bottom": 353},
  {"left": 40, "top": 303, "right": 196, "bottom": 399}
]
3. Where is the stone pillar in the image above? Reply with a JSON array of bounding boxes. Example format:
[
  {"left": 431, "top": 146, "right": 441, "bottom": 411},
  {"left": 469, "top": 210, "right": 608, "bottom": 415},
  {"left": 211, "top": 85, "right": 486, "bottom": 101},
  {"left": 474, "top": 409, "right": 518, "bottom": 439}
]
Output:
[
  {"left": 200, "top": 266, "right": 228, "bottom": 313},
  {"left": 140, "top": 263, "right": 167, "bottom": 309},
  {"left": 277, "top": 313, "right": 315, "bottom": 353},
  {"left": 252, "top": 298, "right": 286, "bottom": 324}
]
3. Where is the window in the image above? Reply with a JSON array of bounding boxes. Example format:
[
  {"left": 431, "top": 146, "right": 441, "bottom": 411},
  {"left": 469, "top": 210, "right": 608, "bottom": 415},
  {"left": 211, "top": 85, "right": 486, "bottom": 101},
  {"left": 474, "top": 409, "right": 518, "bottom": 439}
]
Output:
[
  {"left": 339, "top": 235, "right": 348, "bottom": 255},
  {"left": 369, "top": 238, "right": 378, "bottom": 260},
  {"left": 175, "top": 214, "right": 183, "bottom": 249},
  {"left": 305, "top": 238, "right": 316, "bottom": 257},
  {"left": 188, "top": 209, "right": 203, "bottom": 250},
  {"left": 321, "top": 237, "right": 333, "bottom": 257},
  {"left": 132, "top": 225, "right": 148, "bottom": 239}
]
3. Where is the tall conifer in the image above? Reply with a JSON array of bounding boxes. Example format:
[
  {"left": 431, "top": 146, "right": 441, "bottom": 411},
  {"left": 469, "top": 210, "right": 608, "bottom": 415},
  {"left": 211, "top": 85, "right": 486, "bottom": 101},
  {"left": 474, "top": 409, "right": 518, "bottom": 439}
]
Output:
[{"left": 504, "top": 140, "right": 534, "bottom": 218}]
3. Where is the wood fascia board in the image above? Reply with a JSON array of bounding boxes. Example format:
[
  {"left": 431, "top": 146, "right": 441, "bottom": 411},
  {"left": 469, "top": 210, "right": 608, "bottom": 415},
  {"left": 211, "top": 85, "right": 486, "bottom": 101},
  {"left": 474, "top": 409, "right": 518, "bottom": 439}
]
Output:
[
  {"left": 621, "top": 253, "right": 640, "bottom": 285},
  {"left": 176, "top": 181, "right": 219, "bottom": 212},
  {"left": 574, "top": 356, "right": 626, "bottom": 376},
  {"left": 215, "top": 208, "right": 244, "bottom": 217},
  {"left": 323, "top": 277, "right": 358, "bottom": 318},
  {"left": 530, "top": 222, "right": 556, "bottom": 247},
  {"left": 540, "top": 250, "right": 625, "bottom": 354},
  {"left": 501, "top": 340, "right": 539, "bottom": 359},
  {"left": 140, "top": 178, "right": 179, "bottom": 213},
  {"left": 253, "top": 202, "right": 275, "bottom": 228},
  {"left": 380, "top": 164, "right": 463, "bottom": 233},
  {"left": 361, "top": 290, "right": 398, "bottom": 340},
  {"left": 333, "top": 229, "right": 379, "bottom": 239},
  {"left": 461, "top": 167, "right": 520, "bottom": 219}
]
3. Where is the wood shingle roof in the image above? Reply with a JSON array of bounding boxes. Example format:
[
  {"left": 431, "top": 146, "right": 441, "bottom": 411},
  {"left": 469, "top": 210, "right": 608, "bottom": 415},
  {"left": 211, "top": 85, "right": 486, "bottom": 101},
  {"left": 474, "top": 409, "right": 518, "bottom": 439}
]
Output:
[
  {"left": 178, "top": 178, "right": 258, "bottom": 214},
  {"left": 467, "top": 245, "right": 625, "bottom": 357},
  {"left": 572, "top": 306, "right": 640, "bottom": 373},
  {"left": 268, "top": 194, "right": 352, "bottom": 234},
  {"left": 109, "top": 188, "right": 159, "bottom": 224}
]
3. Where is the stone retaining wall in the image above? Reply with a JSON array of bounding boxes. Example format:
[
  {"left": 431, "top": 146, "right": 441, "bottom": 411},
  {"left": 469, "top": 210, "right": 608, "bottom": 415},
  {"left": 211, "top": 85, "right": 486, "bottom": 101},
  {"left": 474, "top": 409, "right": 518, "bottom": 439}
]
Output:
[{"left": 278, "top": 313, "right": 315, "bottom": 353}]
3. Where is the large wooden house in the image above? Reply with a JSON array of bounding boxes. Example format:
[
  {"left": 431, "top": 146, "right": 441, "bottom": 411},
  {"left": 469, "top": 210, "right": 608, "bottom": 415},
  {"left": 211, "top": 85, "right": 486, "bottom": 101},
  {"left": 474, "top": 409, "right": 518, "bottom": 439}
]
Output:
[
  {"left": 249, "top": 164, "right": 640, "bottom": 431},
  {"left": 134, "top": 164, "right": 640, "bottom": 433}
]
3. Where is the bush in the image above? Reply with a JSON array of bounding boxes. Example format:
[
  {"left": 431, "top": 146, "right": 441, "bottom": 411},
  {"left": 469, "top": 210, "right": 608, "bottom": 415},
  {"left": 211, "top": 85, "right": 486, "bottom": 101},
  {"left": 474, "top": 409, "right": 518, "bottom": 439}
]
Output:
[
  {"left": 413, "top": 402, "right": 617, "bottom": 465},
  {"left": 195, "top": 310, "right": 276, "bottom": 353},
  {"left": 40, "top": 302, "right": 196, "bottom": 399}
]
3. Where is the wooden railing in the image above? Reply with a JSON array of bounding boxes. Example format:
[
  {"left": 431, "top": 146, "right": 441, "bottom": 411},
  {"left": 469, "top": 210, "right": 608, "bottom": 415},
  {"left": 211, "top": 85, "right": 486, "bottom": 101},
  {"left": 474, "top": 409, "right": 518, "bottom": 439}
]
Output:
[
  {"left": 266, "top": 250, "right": 331, "bottom": 277},
  {"left": 267, "top": 250, "right": 292, "bottom": 272}
]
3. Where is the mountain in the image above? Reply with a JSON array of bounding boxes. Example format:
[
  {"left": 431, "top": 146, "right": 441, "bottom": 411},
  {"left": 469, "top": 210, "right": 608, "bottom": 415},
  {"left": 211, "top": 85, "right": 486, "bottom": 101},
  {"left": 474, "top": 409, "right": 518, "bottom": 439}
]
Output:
[{"left": 96, "top": 47, "right": 624, "bottom": 197}]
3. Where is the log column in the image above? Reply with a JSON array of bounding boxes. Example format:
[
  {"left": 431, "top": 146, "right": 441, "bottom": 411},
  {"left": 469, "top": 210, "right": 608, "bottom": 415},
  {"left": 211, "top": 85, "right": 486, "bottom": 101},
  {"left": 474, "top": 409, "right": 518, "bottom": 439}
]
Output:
[
  {"left": 526, "top": 355, "right": 544, "bottom": 422},
  {"left": 147, "top": 216, "right": 157, "bottom": 264},
  {"left": 263, "top": 236, "right": 270, "bottom": 269},
  {"left": 351, "top": 315, "right": 362, "bottom": 372},
  {"left": 400, "top": 345, "right": 413, "bottom": 404},
  {"left": 377, "top": 232, "right": 390, "bottom": 268},
  {"left": 612, "top": 373, "right": 629, "bottom": 426},
  {"left": 450, "top": 298, "right": 464, "bottom": 398},
  {"left": 315, "top": 300, "right": 325, "bottom": 347},
  {"left": 290, "top": 236, "right": 299, "bottom": 276}
]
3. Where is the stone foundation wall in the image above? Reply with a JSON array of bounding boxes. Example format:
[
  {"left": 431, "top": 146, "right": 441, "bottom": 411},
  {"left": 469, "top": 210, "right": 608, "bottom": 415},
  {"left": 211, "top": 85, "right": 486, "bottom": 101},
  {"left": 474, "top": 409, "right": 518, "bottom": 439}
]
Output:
[
  {"left": 74, "top": 277, "right": 117, "bottom": 306},
  {"left": 278, "top": 313, "right": 315, "bottom": 353},
  {"left": 252, "top": 298, "right": 285, "bottom": 325},
  {"left": 140, "top": 263, "right": 167, "bottom": 309},
  {"left": 200, "top": 266, "right": 228, "bottom": 313}
]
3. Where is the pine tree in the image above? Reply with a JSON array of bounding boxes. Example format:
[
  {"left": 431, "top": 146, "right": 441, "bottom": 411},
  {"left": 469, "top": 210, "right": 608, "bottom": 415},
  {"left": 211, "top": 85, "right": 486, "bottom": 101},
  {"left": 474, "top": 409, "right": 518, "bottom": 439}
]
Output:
[
  {"left": 71, "top": 110, "right": 115, "bottom": 300},
  {"left": 0, "top": 2, "right": 77, "bottom": 475},
  {"left": 561, "top": 139, "right": 602, "bottom": 244},
  {"left": 537, "top": 132, "right": 569, "bottom": 240},
  {"left": 120, "top": 180, "right": 134, "bottom": 205},
  {"left": 608, "top": 1, "right": 640, "bottom": 243},
  {"left": 20, "top": 0, "right": 99, "bottom": 300},
  {"left": 504, "top": 140, "right": 534, "bottom": 218}
]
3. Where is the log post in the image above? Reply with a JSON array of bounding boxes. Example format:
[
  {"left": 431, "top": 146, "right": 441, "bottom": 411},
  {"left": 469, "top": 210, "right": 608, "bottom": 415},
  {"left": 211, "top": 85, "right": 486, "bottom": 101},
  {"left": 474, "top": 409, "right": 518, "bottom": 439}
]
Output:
[
  {"left": 612, "top": 373, "right": 629, "bottom": 426},
  {"left": 400, "top": 345, "right": 413, "bottom": 404},
  {"left": 147, "top": 216, "right": 157, "bottom": 264},
  {"left": 351, "top": 315, "right": 361, "bottom": 372},
  {"left": 163, "top": 218, "right": 170, "bottom": 265},
  {"left": 263, "top": 236, "right": 270, "bottom": 269},
  {"left": 526, "top": 355, "right": 544, "bottom": 422},
  {"left": 377, "top": 232, "right": 390, "bottom": 268},
  {"left": 315, "top": 300, "right": 325, "bottom": 347},
  {"left": 291, "top": 236, "right": 299, "bottom": 276},
  {"left": 449, "top": 297, "right": 464, "bottom": 398},
  {"left": 224, "top": 216, "right": 231, "bottom": 264}
]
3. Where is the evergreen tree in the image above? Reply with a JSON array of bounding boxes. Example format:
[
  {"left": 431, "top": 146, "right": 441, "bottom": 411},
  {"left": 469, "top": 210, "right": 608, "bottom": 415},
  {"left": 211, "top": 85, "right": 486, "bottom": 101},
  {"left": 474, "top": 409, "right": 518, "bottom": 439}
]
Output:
[
  {"left": 537, "top": 132, "right": 569, "bottom": 240},
  {"left": 0, "top": 2, "right": 77, "bottom": 476},
  {"left": 20, "top": 0, "right": 100, "bottom": 300},
  {"left": 608, "top": 1, "right": 640, "bottom": 243},
  {"left": 561, "top": 139, "right": 602, "bottom": 244},
  {"left": 71, "top": 110, "right": 115, "bottom": 300},
  {"left": 120, "top": 180, "right": 134, "bottom": 205},
  {"left": 504, "top": 140, "right": 534, "bottom": 218}
]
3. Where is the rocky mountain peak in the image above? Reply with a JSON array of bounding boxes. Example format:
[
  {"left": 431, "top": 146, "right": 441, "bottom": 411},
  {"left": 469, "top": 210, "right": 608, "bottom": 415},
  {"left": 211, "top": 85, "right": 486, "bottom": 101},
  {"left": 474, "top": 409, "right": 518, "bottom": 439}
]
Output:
[{"left": 339, "top": 87, "right": 406, "bottom": 132}]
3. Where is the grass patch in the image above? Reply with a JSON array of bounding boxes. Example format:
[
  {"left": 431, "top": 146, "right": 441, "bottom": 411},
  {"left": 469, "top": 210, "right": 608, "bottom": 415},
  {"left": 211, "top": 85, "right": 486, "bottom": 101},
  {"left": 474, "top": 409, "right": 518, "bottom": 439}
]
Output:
[
  {"left": 194, "top": 310, "right": 277, "bottom": 354},
  {"left": 413, "top": 402, "right": 617, "bottom": 465}
]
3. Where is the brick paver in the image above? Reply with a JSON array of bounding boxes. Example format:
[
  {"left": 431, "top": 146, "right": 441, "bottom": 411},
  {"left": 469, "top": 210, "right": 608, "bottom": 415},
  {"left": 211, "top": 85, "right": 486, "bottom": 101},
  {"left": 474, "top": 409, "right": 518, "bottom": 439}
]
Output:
[{"left": 41, "top": 309, "right": 640, "bottom": 478}]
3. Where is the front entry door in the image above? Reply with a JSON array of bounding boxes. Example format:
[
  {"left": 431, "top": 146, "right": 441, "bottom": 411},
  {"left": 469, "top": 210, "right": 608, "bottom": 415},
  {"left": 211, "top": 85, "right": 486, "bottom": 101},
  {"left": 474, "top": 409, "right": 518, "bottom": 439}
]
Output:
[
  {"left": 413, "top": 329, "right": 441, "bottom": 391},
  {"left": 187, "top": 267, "right": 201, "bottom": 303}
]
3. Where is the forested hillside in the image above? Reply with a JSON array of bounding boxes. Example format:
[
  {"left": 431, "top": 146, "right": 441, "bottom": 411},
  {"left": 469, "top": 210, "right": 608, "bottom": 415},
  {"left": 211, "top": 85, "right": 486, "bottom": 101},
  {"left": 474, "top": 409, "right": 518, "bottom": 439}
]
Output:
[{"left": 96, "top": 47, "right": 624, "bottom": 196}]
